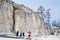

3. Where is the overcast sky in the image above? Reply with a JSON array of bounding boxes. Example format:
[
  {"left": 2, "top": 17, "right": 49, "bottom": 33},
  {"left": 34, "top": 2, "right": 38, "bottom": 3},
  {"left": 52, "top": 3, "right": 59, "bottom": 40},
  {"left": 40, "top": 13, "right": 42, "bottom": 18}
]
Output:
[{"left": 12, "top": 0, "right": 60, "bottom": 23}]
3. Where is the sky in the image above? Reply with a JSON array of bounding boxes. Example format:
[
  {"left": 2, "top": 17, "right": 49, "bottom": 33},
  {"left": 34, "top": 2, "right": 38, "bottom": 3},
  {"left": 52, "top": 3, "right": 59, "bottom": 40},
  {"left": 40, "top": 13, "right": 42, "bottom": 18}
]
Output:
[{"left": 12, "top": 0, "right": 60, "bottom": 23}]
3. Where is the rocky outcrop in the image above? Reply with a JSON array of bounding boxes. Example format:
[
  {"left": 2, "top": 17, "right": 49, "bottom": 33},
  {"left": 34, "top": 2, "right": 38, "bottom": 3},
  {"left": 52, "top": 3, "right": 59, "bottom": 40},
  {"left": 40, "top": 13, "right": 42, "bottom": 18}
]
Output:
[
  {"left": 0, "top": 0, "right": 13, "bottom": 33},
  {"left": 12, "top": 4, "right": 45, "bottom": 35},
  {"left": 0, "top": 0, "right": 45, "bottom": 35}
]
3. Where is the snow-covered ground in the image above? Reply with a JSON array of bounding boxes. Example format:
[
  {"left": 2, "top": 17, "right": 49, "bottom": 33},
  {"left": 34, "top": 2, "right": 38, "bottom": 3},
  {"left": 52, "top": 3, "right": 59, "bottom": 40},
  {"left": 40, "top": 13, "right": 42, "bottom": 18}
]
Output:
[
  {"left": 0, "top": 35, "right": 60, "bottom": 40},
  {"left": 0, "top": 37, "right": 23, "bottom": 40},
  {"left": 32, "top": 35, "right": 60, "bottom": 40}
]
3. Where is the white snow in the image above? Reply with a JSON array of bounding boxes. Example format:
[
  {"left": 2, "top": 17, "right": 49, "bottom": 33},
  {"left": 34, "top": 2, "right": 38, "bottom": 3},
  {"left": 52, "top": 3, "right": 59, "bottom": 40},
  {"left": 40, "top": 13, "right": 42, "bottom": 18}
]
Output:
[
  {"left": 32, "top": 35, "right": 60, "bottom": 40},
  {"left": 0, "top": 35, "right": 60, "bottom": 40}
]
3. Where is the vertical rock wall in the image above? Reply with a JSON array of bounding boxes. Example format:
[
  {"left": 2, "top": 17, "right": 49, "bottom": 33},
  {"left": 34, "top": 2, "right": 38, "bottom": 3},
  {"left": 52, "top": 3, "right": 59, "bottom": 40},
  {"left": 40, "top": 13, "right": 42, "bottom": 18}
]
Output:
[
  {"left": 0, "top": 0, "right": 47, "bottom": 35},
  {"left": 14, "top": 9, "right": 45, "bottom": 35},
  {"left": 0, "top": 0, "right": 13, "bottom": 33}
]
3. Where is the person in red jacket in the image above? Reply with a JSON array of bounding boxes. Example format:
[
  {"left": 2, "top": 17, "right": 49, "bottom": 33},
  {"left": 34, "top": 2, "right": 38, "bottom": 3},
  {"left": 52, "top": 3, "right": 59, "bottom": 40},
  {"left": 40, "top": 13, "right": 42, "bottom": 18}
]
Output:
[{"left": 27, "top": 31, "right": 31, "bottom": 37}]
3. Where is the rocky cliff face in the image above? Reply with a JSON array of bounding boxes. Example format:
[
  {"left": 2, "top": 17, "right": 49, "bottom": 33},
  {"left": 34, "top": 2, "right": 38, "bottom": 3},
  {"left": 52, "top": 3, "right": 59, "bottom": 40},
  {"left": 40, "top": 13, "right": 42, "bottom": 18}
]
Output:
[
  {"left": 0, "top": 0, "right": 45, "bottom": 35},
  {"left": 13, "top": 4, "right": 45, "bottom": 35},
  {"left": 0, "top": 0, "right": 13, "bottom": 33}
]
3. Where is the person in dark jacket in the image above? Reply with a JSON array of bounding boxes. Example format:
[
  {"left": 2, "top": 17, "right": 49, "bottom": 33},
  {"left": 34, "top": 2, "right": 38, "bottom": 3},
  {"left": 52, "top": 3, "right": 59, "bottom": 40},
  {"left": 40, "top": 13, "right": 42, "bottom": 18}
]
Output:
[
  {"left": 16, "top": 31, "right": 19, "bottom": 37},
  {"left": 22, "top": 32, "right": 25, "bottom": 37},
  {"left": 20, "top": 32, "right": 25, "bottom": 38},
  {"left": 20, "top": 32, "right": 22, "bottom": 37}
]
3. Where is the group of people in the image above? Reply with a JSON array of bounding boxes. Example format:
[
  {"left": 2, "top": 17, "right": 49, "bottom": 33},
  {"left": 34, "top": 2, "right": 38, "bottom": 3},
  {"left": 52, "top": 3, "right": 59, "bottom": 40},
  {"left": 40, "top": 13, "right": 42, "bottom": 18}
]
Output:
[{"left": 16, "top": 31, "right": 31, "bottom": 38}]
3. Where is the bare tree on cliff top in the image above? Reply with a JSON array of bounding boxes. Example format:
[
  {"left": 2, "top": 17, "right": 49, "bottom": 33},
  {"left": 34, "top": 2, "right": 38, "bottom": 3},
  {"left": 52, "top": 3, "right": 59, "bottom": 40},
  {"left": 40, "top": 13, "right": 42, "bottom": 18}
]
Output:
[
  {"left": 37, "top": 6, "right": 45, "bottom": 18},
  {"left": 46, "top": 8, "right": 50, "bottom": 24}
]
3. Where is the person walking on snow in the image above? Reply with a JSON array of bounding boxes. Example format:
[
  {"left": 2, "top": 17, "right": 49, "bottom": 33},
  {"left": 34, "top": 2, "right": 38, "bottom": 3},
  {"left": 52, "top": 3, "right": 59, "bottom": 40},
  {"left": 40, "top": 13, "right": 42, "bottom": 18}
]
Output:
[{"left": 27, "top": 31, "right": 31, "bottom": 38}]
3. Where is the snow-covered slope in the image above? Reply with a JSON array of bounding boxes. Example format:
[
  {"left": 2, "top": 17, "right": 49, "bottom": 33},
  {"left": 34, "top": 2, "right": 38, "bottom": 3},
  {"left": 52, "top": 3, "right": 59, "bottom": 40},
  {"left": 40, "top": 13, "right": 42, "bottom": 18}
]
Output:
[
  {"left": 0, "top": 37, "right": 24, "bottom": 40},
  {"left": 32, "top": 35, "right": 60, "bottom": 40}
]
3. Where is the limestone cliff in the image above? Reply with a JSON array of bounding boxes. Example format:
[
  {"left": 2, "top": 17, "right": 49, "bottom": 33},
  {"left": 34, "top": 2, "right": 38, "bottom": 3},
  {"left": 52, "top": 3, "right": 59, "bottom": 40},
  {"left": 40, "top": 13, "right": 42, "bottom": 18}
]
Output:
[
  {"left": 0, "top": 0, "right": 45, "bottom": 35},
  {"left": 13, "top": 4, "right": 45, "bottom": 35},
  {"left": 0, "top": 0, "right": 13, "bottom": 33}
]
